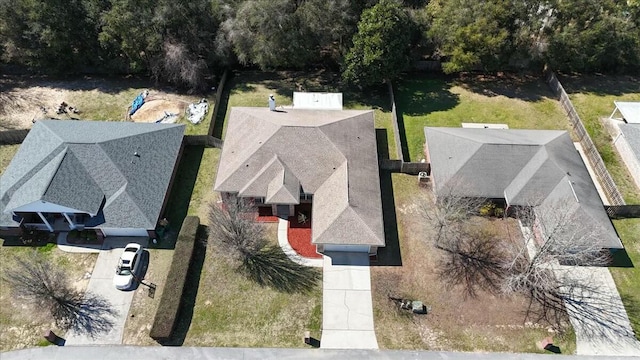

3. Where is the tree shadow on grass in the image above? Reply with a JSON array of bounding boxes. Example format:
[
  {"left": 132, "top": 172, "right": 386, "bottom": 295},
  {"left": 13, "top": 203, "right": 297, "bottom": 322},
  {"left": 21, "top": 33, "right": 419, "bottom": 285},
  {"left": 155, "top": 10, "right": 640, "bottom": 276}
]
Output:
[
  {"left": 161, "top": 225, "right": 208, "bottom": 346},
  {"left": 158, "top": 145, "right": 204, "bottom": 249},
  {"left": 395, "top": 73, "right": 460, "bottom": 116},
  {"left": 453, "top": 73, "right": 551, "bottom": 102},
  {"left": 556, "top": 74, "right": 640, "bottom": 97},
  {"left": 242, "top": 246, "right": 320, "bottom": 293}
]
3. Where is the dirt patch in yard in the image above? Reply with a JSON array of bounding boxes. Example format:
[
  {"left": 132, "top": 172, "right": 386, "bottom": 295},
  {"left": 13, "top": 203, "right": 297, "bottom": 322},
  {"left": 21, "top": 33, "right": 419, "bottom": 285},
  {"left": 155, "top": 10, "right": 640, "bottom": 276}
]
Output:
[
  {"left": 130, "top": 97, "right": 190, "bottom": 123},
  {"left": 0, "top": 76, "right": 199, "bottom": 129},
  {"left": 371, "top": 174, "right": 574, "bottom": 353}
]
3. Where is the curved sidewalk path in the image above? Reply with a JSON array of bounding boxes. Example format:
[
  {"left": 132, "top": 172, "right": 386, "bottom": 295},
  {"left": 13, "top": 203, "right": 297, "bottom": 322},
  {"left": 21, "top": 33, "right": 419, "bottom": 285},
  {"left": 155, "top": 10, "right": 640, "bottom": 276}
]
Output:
[{"left": 277, "top": 218, "right": 323, "bottom": 267}]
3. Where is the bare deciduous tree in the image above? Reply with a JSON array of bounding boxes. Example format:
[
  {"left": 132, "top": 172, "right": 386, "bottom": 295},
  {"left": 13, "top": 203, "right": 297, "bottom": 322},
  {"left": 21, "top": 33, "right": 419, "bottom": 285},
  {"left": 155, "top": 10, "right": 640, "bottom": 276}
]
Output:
[
  {"left": 207, "top": 196, "right": 266, "bottom": 265},
  {"left": 503, "top": 200, "right": 614, "bottom": 331},
  {"left": 207, "top": 195, "right": 320, "bottom": 292},
  {"left": 154, "top": 40, "right": 208, "bottom": 92},
  {"left": 420, "top": 182, "right": 507, "bottom": 296},
  {"left": 2, "top": 251, "right": 116, "bottom": 337}
]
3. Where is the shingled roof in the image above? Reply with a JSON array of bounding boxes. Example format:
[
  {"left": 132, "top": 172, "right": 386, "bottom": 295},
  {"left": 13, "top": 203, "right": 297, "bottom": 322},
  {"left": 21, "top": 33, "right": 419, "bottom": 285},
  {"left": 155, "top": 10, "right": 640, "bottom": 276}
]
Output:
[
  {"left": 0, "top": 120, "right": 184, "bottom": 229},
  {"left": 215, "top": 107, "right": 384, "bottom": 247},
  {"left": 424, "top": 127, "right": 622, "bottom": 249}
]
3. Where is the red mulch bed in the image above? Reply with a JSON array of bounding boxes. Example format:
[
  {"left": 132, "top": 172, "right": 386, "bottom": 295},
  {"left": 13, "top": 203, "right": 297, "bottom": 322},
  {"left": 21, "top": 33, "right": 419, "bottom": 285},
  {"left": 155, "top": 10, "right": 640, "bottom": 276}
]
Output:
[{"left": 287, "top": 216, "right": 322, "bottom": 259}]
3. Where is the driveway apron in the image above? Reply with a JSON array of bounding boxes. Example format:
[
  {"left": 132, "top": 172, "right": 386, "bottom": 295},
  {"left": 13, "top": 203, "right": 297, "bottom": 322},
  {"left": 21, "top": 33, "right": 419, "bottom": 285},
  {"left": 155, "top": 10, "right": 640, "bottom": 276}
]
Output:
[
  {"left": 321, "top": 252, "right": 378, "bottom": 349},
  {"left": 558, "top": 266, "right": 640, "bottom": 356},
  {"left": 65, "top": 238, "right": 145, "bottom": 345}
]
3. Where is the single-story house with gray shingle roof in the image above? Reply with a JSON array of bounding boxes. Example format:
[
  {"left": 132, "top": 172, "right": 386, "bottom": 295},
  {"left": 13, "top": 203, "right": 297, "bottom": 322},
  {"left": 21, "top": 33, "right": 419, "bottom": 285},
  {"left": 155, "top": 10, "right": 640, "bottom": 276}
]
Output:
[
  {"left": 0, "top": 120, "right": 184, "bottom": 238},
  {"left": 424, "top": 127, "right": 623, "bottom": 250},
  {"left": 214, "top": 107, "right": 385, "bottom": 254}
]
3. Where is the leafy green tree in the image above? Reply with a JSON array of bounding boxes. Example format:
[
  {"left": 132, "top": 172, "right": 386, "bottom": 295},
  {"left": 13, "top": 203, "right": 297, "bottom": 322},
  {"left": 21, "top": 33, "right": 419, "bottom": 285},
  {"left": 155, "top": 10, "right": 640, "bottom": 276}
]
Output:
[
  {"left": 342, "top": 0, "right": 412, "bottom": 87},
  {"left": 544, "top": 0, "right": 640, "bottom": 73},
  {"left": 0, "top": 0, "right": 106, "bottom": 72},
  {"left": 297, "top": 0, "right": 363, "bottom": 65},
  {"left": 427, "top": 0, "right": 543, "bottom": 73},
  {"left": 217, "top": 0, "right": 315, "bottom": 69},
  {"left": 100, "top": 0, "right": 221, "bottom": 89}
]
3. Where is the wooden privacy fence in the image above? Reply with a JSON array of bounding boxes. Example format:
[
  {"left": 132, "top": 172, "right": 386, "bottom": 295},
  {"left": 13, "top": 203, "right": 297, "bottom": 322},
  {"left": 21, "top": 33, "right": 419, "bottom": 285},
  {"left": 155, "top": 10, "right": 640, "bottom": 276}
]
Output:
[{"left": 544, "top": 68, "right": 626, "bottom": 206}]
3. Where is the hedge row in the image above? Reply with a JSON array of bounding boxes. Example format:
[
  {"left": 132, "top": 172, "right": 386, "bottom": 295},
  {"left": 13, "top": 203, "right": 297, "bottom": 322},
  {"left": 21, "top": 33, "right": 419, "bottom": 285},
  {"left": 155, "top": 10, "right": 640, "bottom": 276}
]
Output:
[{"left": 149, "top": 215, "right": 199, "bottom": 342}]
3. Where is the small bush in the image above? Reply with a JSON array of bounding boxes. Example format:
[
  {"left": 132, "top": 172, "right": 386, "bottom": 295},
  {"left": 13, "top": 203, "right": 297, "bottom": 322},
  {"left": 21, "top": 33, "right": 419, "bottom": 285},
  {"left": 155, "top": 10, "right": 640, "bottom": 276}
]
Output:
[
  {"left": 479, "top": 203, "right": 495, "bottom": 216},
  {"left": 149, "top": 216, "right": 199, "bottom": 342}
]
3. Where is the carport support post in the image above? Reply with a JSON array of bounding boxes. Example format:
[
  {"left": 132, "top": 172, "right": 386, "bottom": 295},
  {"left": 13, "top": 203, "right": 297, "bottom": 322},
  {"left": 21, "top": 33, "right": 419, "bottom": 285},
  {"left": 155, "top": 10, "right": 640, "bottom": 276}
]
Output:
[
  {"left": 37, "top": 212, "right": 53, "bottom": 232},
  {"left": 63, "top": 213, "right": 76, "bottom": 230}
]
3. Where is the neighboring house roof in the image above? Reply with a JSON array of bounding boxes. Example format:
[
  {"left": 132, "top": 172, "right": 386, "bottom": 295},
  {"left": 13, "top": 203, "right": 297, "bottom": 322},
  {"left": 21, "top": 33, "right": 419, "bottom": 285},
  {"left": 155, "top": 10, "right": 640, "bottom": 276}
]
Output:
[
  {"left": 424, "top": 127, "right": 622, "bottom": 249},
  {"left": 215, "top": 107, "right": 384, "bottom": 247},
  {"left": 618, "top": 123, "right": 640, "bottom": 162},
  {"left": 612, "top": 101, "right": 640, "bottom": 124},
  {"left": 0, "top": 120, "right": 184, "bottom": 229}
]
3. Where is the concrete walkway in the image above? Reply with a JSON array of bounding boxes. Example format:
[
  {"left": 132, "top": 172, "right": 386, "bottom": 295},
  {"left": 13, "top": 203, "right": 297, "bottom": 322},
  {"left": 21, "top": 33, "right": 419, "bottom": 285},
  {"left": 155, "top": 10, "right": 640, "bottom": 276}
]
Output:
[
  {"left": 321, "top": 252, "right": 378, "bottom": 349},
  {"left": 65, "top": 237, "right": 146, "bottom": 345},
  {"left": 277, "top": 218, "right": 323, "bottom": 267}
]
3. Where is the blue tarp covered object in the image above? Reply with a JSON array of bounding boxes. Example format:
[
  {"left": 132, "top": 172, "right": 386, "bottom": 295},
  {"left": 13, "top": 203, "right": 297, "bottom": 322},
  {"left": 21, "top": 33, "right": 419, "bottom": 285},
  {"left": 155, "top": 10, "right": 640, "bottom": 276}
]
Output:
[{"left": 129, "top": 94, "right": 145, "bottom": 116}]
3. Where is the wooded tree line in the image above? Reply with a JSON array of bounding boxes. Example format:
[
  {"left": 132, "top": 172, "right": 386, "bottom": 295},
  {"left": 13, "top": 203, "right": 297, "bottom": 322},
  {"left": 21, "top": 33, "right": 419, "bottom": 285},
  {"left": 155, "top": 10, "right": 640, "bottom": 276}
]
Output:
[{"left": 1, "top": 0, "right": 638, "bottom": 89}]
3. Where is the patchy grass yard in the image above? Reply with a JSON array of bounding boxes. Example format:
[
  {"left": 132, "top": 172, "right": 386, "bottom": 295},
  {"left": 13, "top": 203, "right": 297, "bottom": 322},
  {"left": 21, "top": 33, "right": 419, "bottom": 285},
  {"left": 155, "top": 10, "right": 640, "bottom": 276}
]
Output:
[
  {"left": 0, "top": 241, "right": 97, "bottom": 352},
  {"left": 557, "top": 74, "right": 640, "bottom": 340},
  {"left": 0, "top": 144, "right": 19, "bottom": 170},
  {"left": 219, "top": 71, "right": 397, "bottom": 159},
  {"left": 371, "top": 173, "right": 575, "bottom": 353},
  {"left": 0, "top": 75, "right": 213, "bottom": 134},
  {"left": 396, "top": 73, "right": 569, "bottom": 161}
]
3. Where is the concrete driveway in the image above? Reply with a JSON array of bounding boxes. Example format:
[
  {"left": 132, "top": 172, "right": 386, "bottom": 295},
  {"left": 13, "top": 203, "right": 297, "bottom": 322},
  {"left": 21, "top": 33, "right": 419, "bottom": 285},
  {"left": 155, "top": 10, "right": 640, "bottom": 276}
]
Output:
[
  {"left": 65, "top": 237, "right": 147, "bottom": 345},
  {"left": 321, "top": 252, "right": 378, "bottom": 349},
  {"left": 558, "top": 266, "right": 640, "bottom": 356}
]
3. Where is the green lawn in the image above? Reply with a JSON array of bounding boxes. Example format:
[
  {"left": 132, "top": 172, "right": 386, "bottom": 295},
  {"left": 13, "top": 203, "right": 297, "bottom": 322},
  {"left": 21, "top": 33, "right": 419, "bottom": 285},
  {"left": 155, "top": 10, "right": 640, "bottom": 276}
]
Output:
[
  {"left": 395, "top": 73, "right": 570, "bottom": 161},
  {"left": 220, "top": 71, "right": 397, "bottom": 159},
  {"left": 558, "top": 74, "right": 640, "bottom": 340}
]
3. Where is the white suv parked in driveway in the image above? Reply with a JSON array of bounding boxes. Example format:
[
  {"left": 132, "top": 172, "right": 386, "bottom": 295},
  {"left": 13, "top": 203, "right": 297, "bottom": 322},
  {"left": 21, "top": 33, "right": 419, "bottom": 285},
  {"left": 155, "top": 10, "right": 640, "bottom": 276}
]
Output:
[{"left": 113, "top": 243, "right": 142, "bottom": 290}]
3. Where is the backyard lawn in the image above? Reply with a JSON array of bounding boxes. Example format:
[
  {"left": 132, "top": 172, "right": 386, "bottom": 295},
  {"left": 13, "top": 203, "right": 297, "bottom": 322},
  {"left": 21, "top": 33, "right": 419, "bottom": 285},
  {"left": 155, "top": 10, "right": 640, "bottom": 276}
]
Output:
[
  {"left": 395, "top": 73, "right": 570, "bottom": 161},
  {"left": 558, "top": 74, "right": 640, "bottom": 340},
  {"left": 218, "top": 71, "right": 397, "bottom": 159}
]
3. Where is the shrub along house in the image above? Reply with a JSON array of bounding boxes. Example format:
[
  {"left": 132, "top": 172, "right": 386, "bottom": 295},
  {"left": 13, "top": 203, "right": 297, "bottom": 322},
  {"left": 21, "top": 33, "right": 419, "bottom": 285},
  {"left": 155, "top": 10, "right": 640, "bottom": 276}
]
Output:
[
  {"left": 214, "top": 106, "right": 385, "bottom": 255},
  {"left": 0, "top": 120, "right": 184, "bottom": 239},
  {"left": 424, "top": 127, "right": 623, "bottom": 251}
]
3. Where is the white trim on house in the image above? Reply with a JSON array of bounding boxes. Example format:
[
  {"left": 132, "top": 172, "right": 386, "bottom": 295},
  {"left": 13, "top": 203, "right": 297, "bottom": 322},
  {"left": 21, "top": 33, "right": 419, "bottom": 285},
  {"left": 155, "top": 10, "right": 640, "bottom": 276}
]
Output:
[
  {"left": 610, "top": 101, "right": 640, "bottom": 124},
  {"left": 9, "top": 201, "right": 89, "bottom": 216}
]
